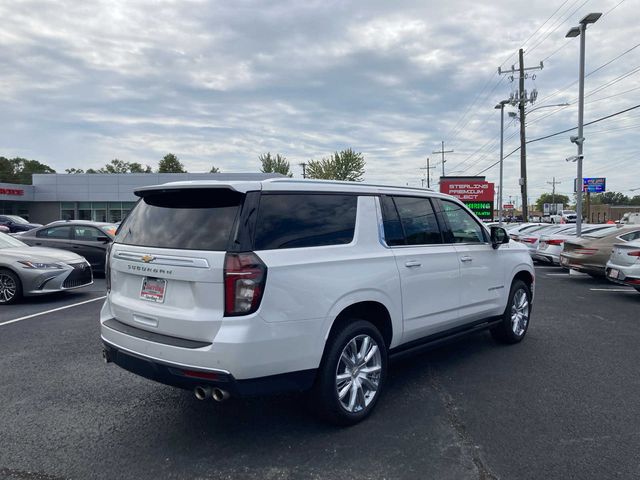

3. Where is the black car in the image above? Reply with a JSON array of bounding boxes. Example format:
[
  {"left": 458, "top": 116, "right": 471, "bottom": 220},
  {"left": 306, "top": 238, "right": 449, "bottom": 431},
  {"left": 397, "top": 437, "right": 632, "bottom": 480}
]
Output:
[
  {"left": 19, "top": 221, "right": 117, "bottom": 274},
  {"left": 0, "top": 215, "right": 42, "bottom": 233}
]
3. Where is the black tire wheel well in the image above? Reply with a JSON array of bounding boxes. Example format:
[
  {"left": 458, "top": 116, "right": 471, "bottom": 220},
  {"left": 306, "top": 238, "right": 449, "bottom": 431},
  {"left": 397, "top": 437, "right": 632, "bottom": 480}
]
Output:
[{"left": 327, "top": 301, "right": 393, "bottom": 350}]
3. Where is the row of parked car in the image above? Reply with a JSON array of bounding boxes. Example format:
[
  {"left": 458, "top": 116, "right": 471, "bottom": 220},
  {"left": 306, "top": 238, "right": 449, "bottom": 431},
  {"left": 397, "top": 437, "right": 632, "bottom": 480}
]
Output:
[
  {"left": 0, "top": 217, "right": 117, "bottom": 305},
  {"left": 502, "top": 222, "right": 640, "bottom": 292}
]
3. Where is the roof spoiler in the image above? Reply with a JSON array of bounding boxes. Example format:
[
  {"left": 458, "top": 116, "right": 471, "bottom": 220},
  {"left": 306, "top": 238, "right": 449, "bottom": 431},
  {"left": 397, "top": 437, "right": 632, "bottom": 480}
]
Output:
[{"left": 134, "top": 180, "right": 262, "bottom": 197}]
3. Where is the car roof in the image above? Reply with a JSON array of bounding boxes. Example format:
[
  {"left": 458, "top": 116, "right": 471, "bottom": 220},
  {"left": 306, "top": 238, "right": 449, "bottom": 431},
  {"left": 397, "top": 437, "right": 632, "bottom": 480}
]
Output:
[
  {"left": 134, "top": 178, "right": 457, "bottom": 200},
  {"left": 44, "top": 220, "right": 116, "bottom": 227}
]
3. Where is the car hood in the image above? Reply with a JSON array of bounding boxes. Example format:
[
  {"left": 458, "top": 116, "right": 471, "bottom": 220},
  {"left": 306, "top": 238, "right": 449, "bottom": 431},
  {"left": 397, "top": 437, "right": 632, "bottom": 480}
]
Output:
[{"left": 0, "top": 246, "right": 85, "bottom": 264}]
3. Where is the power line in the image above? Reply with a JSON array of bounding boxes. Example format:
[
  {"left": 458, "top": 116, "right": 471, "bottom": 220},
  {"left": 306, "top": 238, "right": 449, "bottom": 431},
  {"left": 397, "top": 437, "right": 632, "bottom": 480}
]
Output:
[
  {"left": 473, "top": 103, "right": 640, "bottom": 175},
  {"left": 526, "top": 0, "right": 591, "bottom": 56}
]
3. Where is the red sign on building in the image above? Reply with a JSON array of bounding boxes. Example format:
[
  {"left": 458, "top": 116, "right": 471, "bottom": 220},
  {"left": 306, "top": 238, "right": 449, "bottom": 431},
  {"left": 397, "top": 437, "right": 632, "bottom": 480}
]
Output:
[
  {"left": 0, "top": 188, "right": 25, "bottom": 196},
  {"left": 440, "top": 178, "right": 495, "bottom": 219}
]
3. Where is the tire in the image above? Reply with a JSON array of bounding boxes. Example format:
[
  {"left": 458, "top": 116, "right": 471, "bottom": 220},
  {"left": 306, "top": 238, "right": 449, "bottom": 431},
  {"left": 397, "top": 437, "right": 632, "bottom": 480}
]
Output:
[
  {"left": 0, "top": 269, "right": 22, "bottom": 305},
  {"left": 491, "top": 280, "right": 532, "bottom": 344},
  {"left": 313, "top": 320, "right": 387, "bottom": 426}
]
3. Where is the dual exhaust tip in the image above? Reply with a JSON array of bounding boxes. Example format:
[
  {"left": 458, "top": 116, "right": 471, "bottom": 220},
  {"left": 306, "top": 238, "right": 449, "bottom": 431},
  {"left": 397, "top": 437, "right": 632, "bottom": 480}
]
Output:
[{"left": 194, "top": 385, "right": 230, "bottom": 402}]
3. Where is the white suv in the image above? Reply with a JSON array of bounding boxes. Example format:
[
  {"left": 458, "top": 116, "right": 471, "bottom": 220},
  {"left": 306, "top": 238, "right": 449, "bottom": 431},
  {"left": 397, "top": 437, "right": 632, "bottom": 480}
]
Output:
[{"left": 101, "top": 178, "right": 534, "bottom": 424}]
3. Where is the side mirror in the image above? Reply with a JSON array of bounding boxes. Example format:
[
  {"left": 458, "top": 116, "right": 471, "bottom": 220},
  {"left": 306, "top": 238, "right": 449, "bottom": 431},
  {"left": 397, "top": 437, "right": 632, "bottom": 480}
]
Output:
[
  {"left": 490, "top": 226, "right": 509, "bottom": 249},
  {"left": 97, "top": 236, "right": 112, "bottom": 243}
]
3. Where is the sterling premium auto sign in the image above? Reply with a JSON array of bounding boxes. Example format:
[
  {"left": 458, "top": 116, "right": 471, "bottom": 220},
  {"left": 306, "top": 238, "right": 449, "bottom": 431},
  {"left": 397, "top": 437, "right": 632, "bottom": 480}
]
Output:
[{"left": 440, "top": 180, "right": 495, "bottom": 220}]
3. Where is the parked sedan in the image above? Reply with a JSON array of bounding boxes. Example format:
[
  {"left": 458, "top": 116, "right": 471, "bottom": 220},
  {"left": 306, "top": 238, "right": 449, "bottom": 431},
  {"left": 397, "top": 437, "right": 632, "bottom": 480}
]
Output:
[
  {"left": 19, "top": 221, "right": 117, "bottom": 274},
  {"left": 560, "top": 225, "right": 640, "bottom": 276},
  {"left": 534, "top": 225, "right": 616, "bottom": 265},
  {"left": 0, "top": 215, "right": 42, "bottom": 233},
  {"left": 0, "top": 232, "right": 92, "bottom": 305},
  {"left": 606, "top": 239, "right": 640, "bottom": 292}
]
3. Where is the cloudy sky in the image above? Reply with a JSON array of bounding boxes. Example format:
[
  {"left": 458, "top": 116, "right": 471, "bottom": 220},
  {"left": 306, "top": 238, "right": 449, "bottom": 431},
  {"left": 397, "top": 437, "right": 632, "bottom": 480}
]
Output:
[{"left": 1, "top": 0, "right": 638, "bottom": 204}]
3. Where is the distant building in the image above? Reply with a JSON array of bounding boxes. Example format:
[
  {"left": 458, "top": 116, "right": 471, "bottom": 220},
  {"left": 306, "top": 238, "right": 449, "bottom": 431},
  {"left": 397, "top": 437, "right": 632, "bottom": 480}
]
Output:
[
  {"left": 589, "top": 204, "right": 640, "bottom": 223},
  {"left": 0, "top": 172, "right": 281, "bottom": 224}
]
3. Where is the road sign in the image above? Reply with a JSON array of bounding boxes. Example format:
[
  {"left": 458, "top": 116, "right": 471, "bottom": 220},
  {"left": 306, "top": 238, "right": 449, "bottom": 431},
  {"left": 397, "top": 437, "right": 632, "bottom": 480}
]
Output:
[{"left": 503, "top": 204, "right": 515, "bottom": 209}]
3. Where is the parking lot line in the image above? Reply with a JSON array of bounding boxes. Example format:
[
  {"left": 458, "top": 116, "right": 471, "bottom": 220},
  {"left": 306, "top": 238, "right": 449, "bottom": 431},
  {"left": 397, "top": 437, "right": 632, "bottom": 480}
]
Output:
[
  {"left": 546, "top": 273, "right": 569, "bottom": 276},
  {"left": 0, "top": 296, "right": 106, "bottom": 327},
  {"left": 589, "top": 288, "right": 635, "bottom": 292}
]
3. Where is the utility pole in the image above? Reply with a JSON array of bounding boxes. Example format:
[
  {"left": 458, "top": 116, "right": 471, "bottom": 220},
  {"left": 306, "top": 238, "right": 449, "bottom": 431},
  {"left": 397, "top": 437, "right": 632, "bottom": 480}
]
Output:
[
  {"left": 420, "top": 157, "right": 436, "bottom": 188},
  {"left": 299, "top": 162, "right": 307, "bottom": 179},
  {"left": 498, "top": 50, "right": 543, "bottom": 222},
  {"left": 432, "top": 141, "right": 453, "bottom": 178},
  {"left": 547, "top": 177, "right": 562, "bottom": 214}
]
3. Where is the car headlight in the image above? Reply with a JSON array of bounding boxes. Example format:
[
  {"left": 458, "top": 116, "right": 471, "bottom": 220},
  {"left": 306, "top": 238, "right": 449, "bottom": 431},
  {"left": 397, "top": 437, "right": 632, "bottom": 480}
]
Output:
[{"left": 18, "top": 261, "right": 64, "bottom": 270}]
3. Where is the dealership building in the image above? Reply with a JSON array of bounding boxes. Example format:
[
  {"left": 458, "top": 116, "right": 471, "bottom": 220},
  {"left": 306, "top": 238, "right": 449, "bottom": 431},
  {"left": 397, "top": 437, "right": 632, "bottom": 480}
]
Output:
[{"left": 0, "top": 173, "right": 278, "bottom": 225}]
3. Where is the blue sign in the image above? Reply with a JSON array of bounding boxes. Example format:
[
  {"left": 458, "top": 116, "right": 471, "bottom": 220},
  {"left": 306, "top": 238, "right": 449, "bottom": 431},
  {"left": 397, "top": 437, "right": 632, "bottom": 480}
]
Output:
[{"left": 583, "top": 177, "right": 606, "bottom": 193}]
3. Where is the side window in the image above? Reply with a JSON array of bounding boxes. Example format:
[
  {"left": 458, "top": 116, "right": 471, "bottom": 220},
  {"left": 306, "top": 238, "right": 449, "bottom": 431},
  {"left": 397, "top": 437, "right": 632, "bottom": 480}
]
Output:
[
  {"left": 36, "top": 226, "right": 72, "bottom": 239},
  {"left": 73, "top": 226, "right": 104, "bottom": 241},
  {"left": 392, "top": 196, "right": 442, "bottom": 245},
  {"left": 254, "top": 194, "right": 357, "bottom": 250},
  {"left": 620, "top": 230, "right": 640, "bottom": 242},
  {"left": 439, "top": 201, "right": 486, "bottom": 244},
  {"left": 380, "top": 196, "right": 405, "bottom": 246}
]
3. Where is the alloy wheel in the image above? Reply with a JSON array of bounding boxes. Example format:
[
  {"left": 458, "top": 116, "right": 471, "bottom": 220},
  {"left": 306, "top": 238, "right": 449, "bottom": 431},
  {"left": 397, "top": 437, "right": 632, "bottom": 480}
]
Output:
[
  {"left": 335, "top": 334, "right": 382, "bottom": 413},
  {"left": 511, "top": 288, "right": 529, "bottom": 336},
  {"left": 0, "top": 273, "right": 17, "bottom": 303}
]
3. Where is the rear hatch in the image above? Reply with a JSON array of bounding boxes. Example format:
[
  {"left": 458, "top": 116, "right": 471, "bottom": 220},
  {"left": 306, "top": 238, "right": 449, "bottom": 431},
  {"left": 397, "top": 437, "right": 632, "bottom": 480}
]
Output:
[{"left": 107, "top": 187, "right": 245, "bottom": 342}]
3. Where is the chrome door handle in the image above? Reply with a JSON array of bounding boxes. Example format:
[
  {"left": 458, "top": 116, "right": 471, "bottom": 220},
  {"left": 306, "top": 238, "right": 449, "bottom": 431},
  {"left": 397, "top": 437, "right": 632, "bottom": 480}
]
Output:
[
  {"left": 460, "top": 256, "right": 473, "bottom": 262},
  {"left": 405, "top": 260, "right": 422, "bottom": 268}
]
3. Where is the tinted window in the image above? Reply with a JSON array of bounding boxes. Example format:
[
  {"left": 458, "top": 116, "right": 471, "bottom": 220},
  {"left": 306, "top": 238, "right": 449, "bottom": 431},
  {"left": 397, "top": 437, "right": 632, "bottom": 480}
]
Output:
[
  {"left": 380, "top": 196, "right": 405, "bottom": 246},
  {"left": 74, "top": 226, "right": 106, "bottom": 241},
  {"left": 392, "top": 196, "right": 442, "bottom": 245},
  {"left": 254, "top": 194, "right": 357, "bottom": 250},
  {"left": 440, "top": 201, "right": 486, "bottom": 244},
  {"left": 37, "top": 226, "right": 72, "bottom": 239},
  {"left": 116, "top": 189, "right": 242, "bottom": 250},
  {"left": 620, "top": 230, "right": 640, "bottom": 242}
]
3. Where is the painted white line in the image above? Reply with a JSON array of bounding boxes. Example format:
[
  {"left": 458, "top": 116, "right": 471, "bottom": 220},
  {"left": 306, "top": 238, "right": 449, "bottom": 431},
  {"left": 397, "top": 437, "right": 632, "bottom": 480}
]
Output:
[
  {"left": 589, "top": 288, "right": 635, "bottom": 292},
  {"left": 0, "top": 296, "right": 106, "bottom": 327},
  {"left": 546, "top": 273, "right": 570, "bottom": 276}
]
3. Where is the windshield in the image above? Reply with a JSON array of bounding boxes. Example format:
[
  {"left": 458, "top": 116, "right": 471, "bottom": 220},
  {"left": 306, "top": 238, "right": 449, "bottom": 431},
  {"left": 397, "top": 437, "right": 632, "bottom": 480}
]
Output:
[
  {"left": 0, "top": 232, "right": 28, "bottom": 248},
  {"left": 5, "top": 215, "right": 29, "bottom": 224},
  {"left": 562, "top": 211, "right": 576, "bottom": 215},
  {"left": 584, "top": 226, "right": 623, "bottom": 238}
]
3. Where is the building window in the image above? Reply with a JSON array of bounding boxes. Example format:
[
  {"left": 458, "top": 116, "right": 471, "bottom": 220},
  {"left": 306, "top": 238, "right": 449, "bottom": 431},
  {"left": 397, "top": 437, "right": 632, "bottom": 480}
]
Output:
[{"left": 60, "top": 202, "right": 75, "bottom": 220}]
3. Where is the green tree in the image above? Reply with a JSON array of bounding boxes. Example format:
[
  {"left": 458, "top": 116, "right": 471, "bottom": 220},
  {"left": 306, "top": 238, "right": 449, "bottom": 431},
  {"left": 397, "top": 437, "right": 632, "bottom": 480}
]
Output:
[
  {"left": 0, "top": 156, "right": 56, "bottom": 184},
  {"left": 259, "top": 153, "right": 292, "bottom": 177},
  {"left": 158, "top": 153, "right": 186, "bottom": 173},
  {"left": 210, "top": 165, "right": 220, "bottom": 173},
  {"left": 129, "top": 162, "right": 153, "bottom": 173},
  {"left": 65, "top": 168, "right": 84, "bottom": 174},
  {"left": 591, "top": 191, "right": 630, "bottom": 205},
  {"left": 535, "top": 193, "right": 570, "bottom": 212},
  {"left": 630, "top": 195, "right": 640, "bottom": 206},
  {"left": 306, "top": 148, "right": 365, "bottom": 181}
]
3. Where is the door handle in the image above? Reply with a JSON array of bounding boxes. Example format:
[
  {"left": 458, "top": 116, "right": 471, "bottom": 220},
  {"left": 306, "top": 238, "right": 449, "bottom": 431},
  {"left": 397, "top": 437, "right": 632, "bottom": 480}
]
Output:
[
  {"left": 460, "top": 255, "right": 473, "bottom": 262},
  {"left": 35, "top": 242, "right": 42, "bottom": 246},
  {"left": 405, "top": 260, "right": 422, "bottom": 268}
]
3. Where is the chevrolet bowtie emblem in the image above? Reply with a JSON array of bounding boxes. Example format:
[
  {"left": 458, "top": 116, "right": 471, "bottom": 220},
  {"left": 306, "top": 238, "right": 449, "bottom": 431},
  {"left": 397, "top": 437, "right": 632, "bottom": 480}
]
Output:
[{"left": 141, "top": 255, "right": 155, "bottom": 263}]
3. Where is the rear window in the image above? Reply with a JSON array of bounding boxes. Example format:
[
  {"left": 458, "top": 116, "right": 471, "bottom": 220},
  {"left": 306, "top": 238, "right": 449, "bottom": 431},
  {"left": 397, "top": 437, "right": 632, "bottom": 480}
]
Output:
[
  {"left": 254, "top": 194, "right": 357, "bottom": 250},
  {"left": 116, "top": 189, "right": 243, "bottom": 250},
  {"left": 583, "top": 226, "right": 623, "bottom": 239}
]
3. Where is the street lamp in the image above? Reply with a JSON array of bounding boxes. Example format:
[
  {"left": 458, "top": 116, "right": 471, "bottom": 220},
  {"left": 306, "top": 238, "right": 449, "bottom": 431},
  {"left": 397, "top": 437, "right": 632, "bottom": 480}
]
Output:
[
  {"left": 566, "top": 12, "right": 602, "bottom": 236},
  {"left": 495, "top": 100, "right": 510, "bottom": 225}
]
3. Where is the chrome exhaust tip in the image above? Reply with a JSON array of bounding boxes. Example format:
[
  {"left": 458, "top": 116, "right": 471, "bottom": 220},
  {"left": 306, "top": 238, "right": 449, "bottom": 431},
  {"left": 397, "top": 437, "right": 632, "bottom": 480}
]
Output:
[
  {"left": 212, "top": 388, "right": 230, "bottom": 402},
  {"left": 194, "top": 385, "right": 212, "bottom": 401}
]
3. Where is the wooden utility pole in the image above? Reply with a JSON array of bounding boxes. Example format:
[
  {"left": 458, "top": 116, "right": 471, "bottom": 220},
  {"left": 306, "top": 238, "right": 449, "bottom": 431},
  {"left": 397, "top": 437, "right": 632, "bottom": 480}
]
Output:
[{"left": 432, "top": 141, "right": 453, "bottom": 178}]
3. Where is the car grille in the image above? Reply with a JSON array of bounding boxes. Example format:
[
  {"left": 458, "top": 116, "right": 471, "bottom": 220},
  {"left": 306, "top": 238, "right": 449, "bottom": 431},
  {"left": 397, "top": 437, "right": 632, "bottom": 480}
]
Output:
[{"left": 63, "top": 263, "right": 93, "bottom": 288}]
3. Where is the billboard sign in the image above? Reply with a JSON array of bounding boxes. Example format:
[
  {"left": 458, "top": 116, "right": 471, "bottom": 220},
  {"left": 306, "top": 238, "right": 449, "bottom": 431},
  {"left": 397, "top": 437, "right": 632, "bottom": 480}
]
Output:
[
  {"left": 440, "top": 180, "right": 495, "bottom": 220},
  {"left": 583, "top": 177, "right": 606, "bottom": 193}
]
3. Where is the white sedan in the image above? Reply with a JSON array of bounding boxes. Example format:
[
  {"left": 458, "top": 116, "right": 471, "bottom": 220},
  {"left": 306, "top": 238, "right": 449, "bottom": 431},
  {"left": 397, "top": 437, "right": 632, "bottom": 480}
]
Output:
[{"left": 606, "top": 239, "right": 640, "bottom": 293}]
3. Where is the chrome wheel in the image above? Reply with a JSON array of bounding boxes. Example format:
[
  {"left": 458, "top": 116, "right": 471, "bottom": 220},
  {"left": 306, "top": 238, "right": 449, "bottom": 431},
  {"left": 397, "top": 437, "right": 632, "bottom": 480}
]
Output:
[
  {"left": 335, "top": 334, "right": 382, "bottom": 413},
  {"left": 0, "top": 273, "right": 17, "bottom": 303},
  {"left": 511, "top": 288, "right": 529, "bottom": 336}
]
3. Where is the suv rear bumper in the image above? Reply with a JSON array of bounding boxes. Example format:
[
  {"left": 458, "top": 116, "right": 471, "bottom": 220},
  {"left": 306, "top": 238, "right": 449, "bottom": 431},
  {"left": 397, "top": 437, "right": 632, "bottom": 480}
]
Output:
[{"left": 102, "top": 341, "right": 316, "bottom": 396}]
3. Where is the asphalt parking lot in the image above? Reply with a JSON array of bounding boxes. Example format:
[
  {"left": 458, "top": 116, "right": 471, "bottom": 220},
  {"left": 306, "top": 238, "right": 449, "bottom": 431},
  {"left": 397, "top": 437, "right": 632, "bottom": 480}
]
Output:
[{"left": 1, "top": 268, "right": 639, "bottom": 480}]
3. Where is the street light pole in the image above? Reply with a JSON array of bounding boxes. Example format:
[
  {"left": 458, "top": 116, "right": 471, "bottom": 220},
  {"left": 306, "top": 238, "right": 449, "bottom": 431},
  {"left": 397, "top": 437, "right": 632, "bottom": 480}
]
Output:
[
  {"left": 495, "top": 100, "right": 510, "bottom": 225},
  {"left": 567, "top": 12, "right": 601, "bottom": 236}
]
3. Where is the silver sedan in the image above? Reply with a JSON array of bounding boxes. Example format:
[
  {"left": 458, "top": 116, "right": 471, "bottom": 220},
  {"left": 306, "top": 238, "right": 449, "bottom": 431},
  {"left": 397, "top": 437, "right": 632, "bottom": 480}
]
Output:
[
  {"left": 0, "top": 232, "right": 93, "bottom": 305},
  {"left": 605, "top": 239, "right": 640, "bottom": 293}
]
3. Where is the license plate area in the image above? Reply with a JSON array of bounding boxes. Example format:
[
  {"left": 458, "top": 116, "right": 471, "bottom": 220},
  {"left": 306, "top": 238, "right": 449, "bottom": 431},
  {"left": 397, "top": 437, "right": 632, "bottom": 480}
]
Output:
[
  {"left": 140, "top": 277, "right": 167, "bottom": 303},
  {"left": 608, "top": 269, "right": 620, "bottom": 280}
]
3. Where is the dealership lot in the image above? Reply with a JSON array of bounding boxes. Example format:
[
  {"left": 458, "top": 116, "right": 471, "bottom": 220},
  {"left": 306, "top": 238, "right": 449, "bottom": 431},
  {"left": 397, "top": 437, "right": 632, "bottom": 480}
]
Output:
[{"left": 1, "top": 269, "right": 639, "bottom": 480}]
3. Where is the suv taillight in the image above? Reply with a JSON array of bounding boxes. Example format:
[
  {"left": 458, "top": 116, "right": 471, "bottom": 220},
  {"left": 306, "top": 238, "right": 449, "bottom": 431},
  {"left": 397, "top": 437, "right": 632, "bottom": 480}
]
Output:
[
  {"left": 105, "top": 244, "right": 112, "bottom": 292},
  {"left": 224, "top": 252, "right": 267, "bottom": 316}
]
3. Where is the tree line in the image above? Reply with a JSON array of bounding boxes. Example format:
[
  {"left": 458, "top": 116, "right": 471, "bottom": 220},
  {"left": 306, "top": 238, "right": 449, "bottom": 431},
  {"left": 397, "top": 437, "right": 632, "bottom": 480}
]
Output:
[
  {"left": 1, "top": 149, "right": 366, "bottom": 184},
  {"left": 534, "top": 191, "right": 640, "bottom": 211}
]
